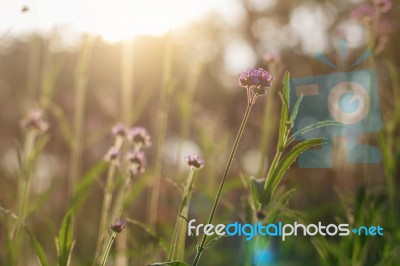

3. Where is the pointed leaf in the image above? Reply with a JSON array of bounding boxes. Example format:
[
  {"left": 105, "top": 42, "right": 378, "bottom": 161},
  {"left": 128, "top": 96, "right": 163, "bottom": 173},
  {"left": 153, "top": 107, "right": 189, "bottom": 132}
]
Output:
[
  {"left": 263, "top": 138, "right": 328, "bottom": 203},
  {"left": 127, "top": 218, "right": 169, "bottom": 252},
  {"left": 290, "top": 120, "right": 341, "bottom": 142},
  {"left": 289, "top": 94, "right": 303, "bottom": 126},
  {"left": 0, "top": 206, "right": 49, "bottom": 266},
  {"left": 57, "top": 209, "right": 74, "bottom": 266},
  {"left": 148, "top": 262, "right": 190, "bottom": 266}
]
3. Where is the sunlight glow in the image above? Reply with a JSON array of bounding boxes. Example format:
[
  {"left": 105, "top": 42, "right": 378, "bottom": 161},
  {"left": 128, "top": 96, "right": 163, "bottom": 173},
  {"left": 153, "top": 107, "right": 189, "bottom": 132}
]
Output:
[{"left": 1, "top": 0, "right": 235, "bottom": 42}]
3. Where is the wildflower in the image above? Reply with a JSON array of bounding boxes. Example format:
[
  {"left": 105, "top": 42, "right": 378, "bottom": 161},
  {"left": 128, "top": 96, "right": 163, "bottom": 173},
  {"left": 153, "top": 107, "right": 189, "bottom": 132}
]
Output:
[
  {"left": 126, "top": 150, "right": 147, "bottom": 174},
  {"left": 373, "top": 0, "right": 392, "bottom": 13},
  {"left": 110, "top": 218, "right": 126, "bottom": 233},
  {"left": 20, "top": 110, "right": 49, "bottom": 134},
  {"left": 263, "top": 52, "right": 281, "bottom": 65},
  {"left": 103, "top": 147, "right": 121, "bottom": 162},
  {"left": 238, "top": 68, "right": 273, "bottom": 104},
  {"left": 127, "top": 127, "right": 151, "bottom": 150},
  {"left": 184, "top": 153, "right": 205, "bottom": 170},
  {"left": 351, "top": 4, "right": 375, "bottom": 24},
  {"left": 256, "top": 210, "right": 266, "bottom": 220},
  {"left": 111, "top": 123, "right": 127, "bottom": 137}
]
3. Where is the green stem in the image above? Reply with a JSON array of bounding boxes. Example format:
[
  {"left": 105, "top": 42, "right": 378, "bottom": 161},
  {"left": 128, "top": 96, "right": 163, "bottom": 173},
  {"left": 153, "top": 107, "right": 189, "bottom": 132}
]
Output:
[
  {"left": 193, "top": 101, "right": 254, "bottom": 266},
  {"left": 69, "top": 36, "right": 93, "bottom": 196},
  {"left": 147, "top": 32, "right": 173, "bottom": 228},
  {"left": 10, "top": 130, "right": 37, "bottom": 265},
  {"left": 168, "top": 169, "right": 196, "bottom": 261},
  {"left": 121, "top": 38, "right": 134, "bottom": 124},
  {"left": 94, "top": 136, "right": 123, "bottom": 265},
  {"left": 100, "top": 231, "right": 117, "bottom": 266}
]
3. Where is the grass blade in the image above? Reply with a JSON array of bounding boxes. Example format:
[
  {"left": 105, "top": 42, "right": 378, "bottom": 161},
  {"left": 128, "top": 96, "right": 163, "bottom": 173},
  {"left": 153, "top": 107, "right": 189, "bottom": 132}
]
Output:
[
  {"left": 289, "top": 93, "right": 303, "bottom": 126},
  {"left": 56, "top": 209, "right": 74, "bottom": 266},
  {"left": 264, "top": 138, "right": 328, "bottom": 202},
  {"left": 289, "top": 120, "right": 341, "bottom": 143},
  {"left": 0, "top": 206, "right": 49, "bottom": 266}
]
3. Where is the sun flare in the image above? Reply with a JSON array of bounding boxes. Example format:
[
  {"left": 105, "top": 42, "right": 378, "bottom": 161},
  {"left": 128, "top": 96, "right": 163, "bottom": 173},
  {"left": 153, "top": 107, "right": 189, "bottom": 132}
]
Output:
[{"left": 1, "top": 0, "right": 226, "bottom": 42}]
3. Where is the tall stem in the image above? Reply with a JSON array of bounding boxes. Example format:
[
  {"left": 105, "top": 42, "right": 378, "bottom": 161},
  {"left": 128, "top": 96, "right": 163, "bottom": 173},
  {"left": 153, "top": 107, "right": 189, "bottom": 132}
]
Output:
[
  {"left": 69, "top": 36, "right": 93, "bottom": 196},
  {"left": 193, "top": 102, "right": 254, "bottom": 266},
  {"left": 121, "top": 38, "right": 134, "bottom": 124},
  {"left": 100, "top": 231, "right": 117, "bottom": 266},
  {"left": 147, "top": 32, "right": 173, "bottom": 228},
  {"left": 168, "top": 169, "right": 196, "bottom": 261},
  {"left": 94, "top": 136, "right": 123, "bottom": 265}
]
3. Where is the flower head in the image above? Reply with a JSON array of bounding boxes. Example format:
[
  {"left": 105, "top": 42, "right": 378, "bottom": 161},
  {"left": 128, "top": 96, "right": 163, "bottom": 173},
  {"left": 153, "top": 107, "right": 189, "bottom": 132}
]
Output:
[
  {"left": 373, "top": 0, "right": 392, "bottom": 13},
  {"left": 110, "top": 218, "right": 127, "bottom": 233},
  {"left": 184, "top": 153, "right": 205, "bottom": 170},
  {"left": 351, "top": 4, "right": 375, "bottom": 24},
  {"left": 126, "top": 150, "right": 147, "bottom": 174},
  {"left": 112, "top": 123, "right": 127, "bottom": 137},
  {"left": 103, "top": 147, "right": 121, "bottom": 162},
  {"left": 256, "top": 210, "right": 266, "bottom": 220},
  {"left": 127, "top": 127, "right": 151, "bottom": 149},
  {"left": 238, "top": 68, "right": 273, "bottom": 104},
  {"left": 20, "top": 110, "right": 49, "bottom": 134}
]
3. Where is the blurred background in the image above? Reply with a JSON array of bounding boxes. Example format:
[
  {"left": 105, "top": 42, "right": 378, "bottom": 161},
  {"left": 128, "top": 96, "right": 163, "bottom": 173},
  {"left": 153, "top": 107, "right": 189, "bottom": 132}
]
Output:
[{"left": 0, "top": 0, "right": 399, "bottom": 265}]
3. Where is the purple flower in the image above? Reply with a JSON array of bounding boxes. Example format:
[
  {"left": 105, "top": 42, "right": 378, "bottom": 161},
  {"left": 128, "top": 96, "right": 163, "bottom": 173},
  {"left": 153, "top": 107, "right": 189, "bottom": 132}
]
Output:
[
  {"left": 110, "top": 218, "right": 127, "bottom": 233},
  {"left": 20, "top": 110, "right": 49, "bottom": 134},
  {"left": 238, "top": 68, "right": 273, "bottom": 91},
  {"left": 373, "top": 0, "right": 392, "bottom": 13},
  {"left": 127, "top": 127, "right": 151, "bottom": 149},
  {"left": 351, "top": 4, "right": 375, "bottom": 23},
  {"left": 103, "top": 147, "right": 121, "bottom": 162},
  {"left": 184, "top": 153, "right": 205, "bottom": 170},
  {"left": 111, "top": 123, "right": 127, "bottom": 137},
  {"left": 238, "top": 68, "right": 273, "bottom": 104},
  {"left": 126, "top": 150, "right": 147, "bottom": 174},
  {"left": 256, "top": 210, "right": 266, "bottom": 220}
]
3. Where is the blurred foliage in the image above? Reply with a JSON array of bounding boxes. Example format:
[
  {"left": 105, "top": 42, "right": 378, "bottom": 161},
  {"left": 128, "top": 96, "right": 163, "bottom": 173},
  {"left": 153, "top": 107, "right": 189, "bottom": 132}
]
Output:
[{"left": 0, "top": 0, "right": 399, "bottom": 265}]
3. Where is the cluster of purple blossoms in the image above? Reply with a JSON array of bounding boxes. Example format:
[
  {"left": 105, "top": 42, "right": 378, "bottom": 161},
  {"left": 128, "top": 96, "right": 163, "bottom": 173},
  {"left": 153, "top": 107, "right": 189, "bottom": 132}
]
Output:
[
  {"left": 126, "top": 150, "right": 147, "bottom": 175},
  {"left": 351, "top": 4, "right": 376, "bottom": 23},
  {"left": 238, "top": 68, "right": 273, "bottom": 104},
  {"left": 127, "top": 127, "right": 152, "bottom": 150},
  {"left": 20, "top": 110, "right": 49, "bottom": 134},
  {"left": 103, "top": 147, "right": 122, "bottom": 162},
  {"left": 351, "top": 0, "right": 393, "bottom": 24},
  {"left": 184, "top": 153, "right": 205, "bottom": 170},
  {"left": 111, "top": 123, "right": 127, "bottom": 137},
  {"left": 105, "top": 123, "right": 151, "bottom": 176},
  {"left": 373, "top": 0, "right": 392, "bottom": 13}
]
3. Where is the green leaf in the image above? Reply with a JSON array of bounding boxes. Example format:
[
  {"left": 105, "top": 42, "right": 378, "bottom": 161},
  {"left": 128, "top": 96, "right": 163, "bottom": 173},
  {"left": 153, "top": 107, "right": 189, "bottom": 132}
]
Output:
[
  {"left": 266, "top": 188, "right": 295, "bottom": 224},
  {"left": 56, "top": 209, "right": 74, "bottom": 266},
  {"left": 24, "top": 227, "right": 49, "bottom": 266},
  {"left": 277, "top": 72, "right": 291, "bottom": 150},
  {"left": 70, "top": 161, "right": 107, "bottom": 211},
  {"left": 204, "top": 235, "right": 228, "bottom": 250},
  {"left": 263, "top": 138, "right": 328, "bottom": 203},
  {"left": 289, "top": 93, "right": 303, "bottom": 126},
  {"left": 0, "top": 206, "right": 49, "bottom": 266},
  {"left": 289, "top": 120, "right": 341, "bottom": 143},
  {"left": 148, "top": 262, "right": 190, "bottom": 266},
  {"left": 283, "top": 71, "right": 291, "bottom": 105},
  {"left": 127, "top": 218, "right": 169, "bottom": 253}
]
